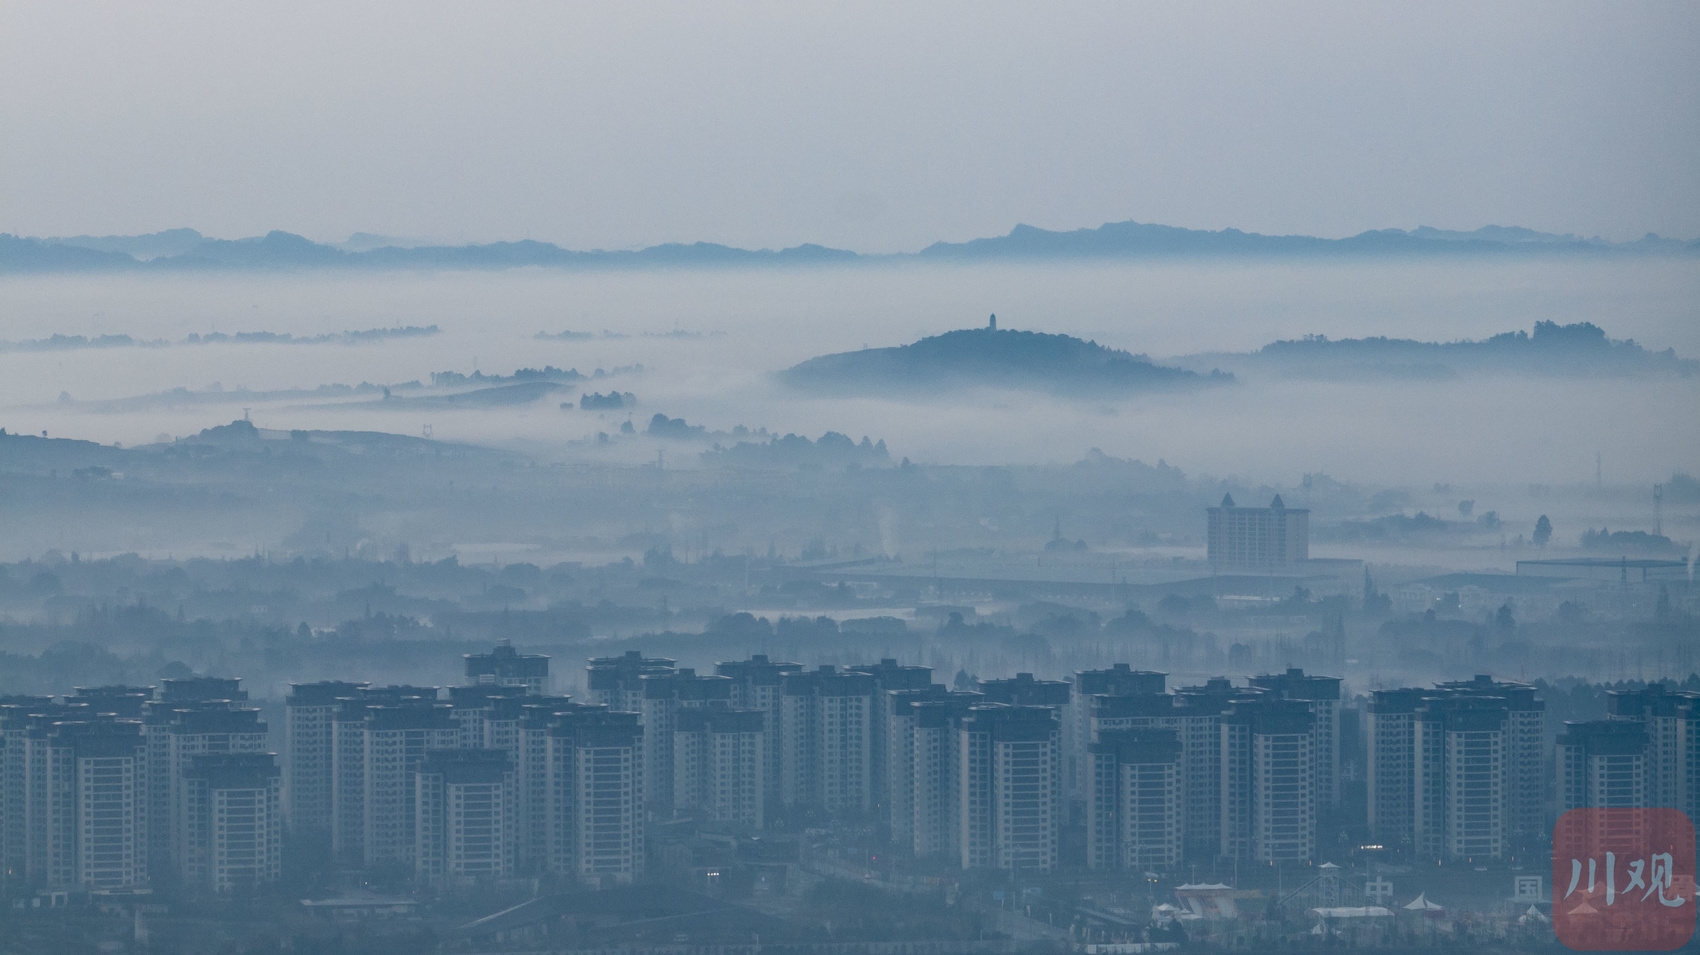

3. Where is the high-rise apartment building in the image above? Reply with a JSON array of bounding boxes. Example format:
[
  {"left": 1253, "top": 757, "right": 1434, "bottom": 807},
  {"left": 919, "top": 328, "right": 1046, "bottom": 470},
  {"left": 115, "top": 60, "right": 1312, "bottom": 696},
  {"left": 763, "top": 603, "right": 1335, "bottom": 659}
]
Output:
[
  {"left": 1221, "top": 698, "right": 1315, "bottom": 863},
  {"left": 1086, "top": 728, "right": 1183, "bottom": 871},
  {"left": 284, "top": 681, "right": 367, "bottom": 843},
  {"left": 1206, "top": 494, "right": 1308, "bottom": 571},
  {"left": 515, "top": 697, "right": 578, "bottom": 873},
  {"left": 353, "top": 703, "right": 460, "bottom": 868},
  {"left": 1558, "top": 719, "right": 1651, "bottom": 811},
  {"left": 1, "top": 699, "right": 79, "bottom": 885},
  {"left": 25, "top": 719, "right": 151, "bottom": 889},
  {"left": 586, "top": 651, "right": 676, "bottom": 715},
  {"left": 958, "top": 705, "right": 1060, "bottom": 872},
  {"left": 1413, "top": 696, "right": 1509, "bottom": 861},
  {"left": 1435, "top": 676, "right": 1545, "bottom": 843},
  {"left": 909, "top": 695, "right": 981, "bottom": 861},
  {"left": 548, "top": 707, "right": 644, "bottom": 886},
  {"left": 330, "top": 686, "right": 439, "bottom": 864},
  {"left": 179, "top": 753, "right": 281, "bottom": 893},
  {"left": 1249, "top": 669, "right": 1341, "bottom": 810},
  {"left": 1172, "top": 678, "right": 1244, "bottom": 859},
  {"left": 144, "top": 677, "right": 251, "bottom": 878},
  {"left": 850, "top": 659, "right": 933, "bottom": 818},
  {"left": 1367, "top": 677, "right": 1546, "bottom": 860},
  {"left": 1070, "top": 666, "right": 1166, "bottom": 802},
  {"left": 638, "top": 668, "right": 732, "bottom": 815},
  {"left": 716, "top": 655, "right": 803, "bottom": 807},
  {"left": 673, "top": 708, "right": 764, "bottom": 828},
  {"left": 781, "top": 666, "right": 875, "bottom": 815},
  {"left": 464, "top": 642, "right": 550, "bottom": 694},
  {"left": 68, "top": 722, "right": 149, "bottom": 890},
  {"left": 884, "top": 685, "right": 957, "bottom": 847},
  {"left": 168, "top": 706, "right": 269, "bottom": 874},
  {"left": 415, "top": 749, "right": 515, "bottom": 885},
  {"left": 0, "top": 696, "right": 57, "bottom": 880},
  {"left": 1366, "top": 688, "right": 1425, "bottom": 852},
  {"left": 1607, "top": 684, "right": 1699, "bottom": 818}
]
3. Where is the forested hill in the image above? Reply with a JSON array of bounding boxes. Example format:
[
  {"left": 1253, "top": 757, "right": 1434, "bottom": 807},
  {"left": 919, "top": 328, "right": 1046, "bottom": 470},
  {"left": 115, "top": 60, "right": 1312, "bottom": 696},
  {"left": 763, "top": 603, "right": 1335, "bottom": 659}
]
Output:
[
  {"left": 1176, "top": 321, "right": 1698, "bottom": 380},
  {"left": 781, "top": 323, "right": 1226, "bottom": 395}
]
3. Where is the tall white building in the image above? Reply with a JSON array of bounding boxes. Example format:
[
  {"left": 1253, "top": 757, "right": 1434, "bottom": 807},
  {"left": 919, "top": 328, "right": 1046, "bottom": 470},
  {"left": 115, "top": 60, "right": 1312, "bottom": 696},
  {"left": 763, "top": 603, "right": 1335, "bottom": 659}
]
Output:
[
  {"left": 1412, "top": 696, "right": 1510, "bottom": 861},
  {"left": 1366, "top": 688, "right": 1426, "bottom": 853},
  {"left": 1222, "top": 699, "right": 1315, "bottom": 863},
  {"left": 168, "top": 707, "right": 269, "bottom": 873},
  {"left": 958, "top": 705, "right": 1060, "bottom": 872},
  {"left": 1558, "top": 719, "right": 1650, "bottom": 811},
  {"left": 849, "top": 659, "right": 934, "bottom": 819},
  {"left": 884, "top": 686, "right": 957, "bottom": 848},
  {"left": 1555, "top": 719, "right": 1654, "bottom": 863},
  {"left": 1435, "top": 676, "right": 1545, "bottom": 844},
  {"left": 179, "top": 753, "right": 282, "bottom": 893},
  {"left": 1070, "top": 666, "right": 1167, "bottom": 803},
  {"left": 1, "top": 699, "right": 84, "bottom": 885},
  {"left": 1249, "top": 669, "right": 1342, "bottom": 810},
  {"left": 637, "top": 669, "right": 732, "bottom": 816},
  {"left": 548, "top": 707, "right": 644, "bottom": 887},
  {"left": 24, "top": 720, "right": 151, "bottom": 890},
  {"left": 1172, "top": 678, "right": 1243, "bottom": 859},
  {"left": 1207, "top": 494, "right": 1309, "bottom": 571},
  {"left": 415, "top": 749, "right": 515, "bottom": 885},
  {"left": 284, "top": 681, "right": 366, "bottom": 844},
  {"left": 1368, "top": 678, "right": 1547, "bottom": 859},
  {"left": 0, "top": 698, "right": 57, "bottom": 881},
  {"left": 673, "top": 708, "right": 765, "bottom": 828},
  {"left": 781, "top": 667, "right": 875, "bottom": 815},
  {"left": 1086, "top": 729, "right": 1183, "bottom": 871},
  {"left": 515, "top": 697, "right": 579, "bottom": 873},
  {"left": 69, "top": 724, "right": 149, "bottom": 890},
  {"left": 910, "top": 697, "right": 978, "bottom": 860},
  {"left": 357, "top": 704, "right": 460, "bottom": 868},
  {"left": 1608, "top": 684, "right": 1699, "bottom": 817},
  {"left": 329, "top": 686, "right": 439, "bottom": 864},
  {"left": 716, "top": 655, "right": 803, "bottom": 808},
  {"left": 586, "top": 650, "right": 676, "bottom": 715},
  {"left": 145, "top": 677, "right": 250, "bottom": 877}
]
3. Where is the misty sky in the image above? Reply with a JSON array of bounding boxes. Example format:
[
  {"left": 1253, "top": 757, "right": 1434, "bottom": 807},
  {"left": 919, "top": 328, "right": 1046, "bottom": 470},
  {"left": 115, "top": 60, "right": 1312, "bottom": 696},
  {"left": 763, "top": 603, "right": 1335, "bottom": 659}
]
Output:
[{"left": 3, "top": 2, "right": 1698, "bottom": 251}]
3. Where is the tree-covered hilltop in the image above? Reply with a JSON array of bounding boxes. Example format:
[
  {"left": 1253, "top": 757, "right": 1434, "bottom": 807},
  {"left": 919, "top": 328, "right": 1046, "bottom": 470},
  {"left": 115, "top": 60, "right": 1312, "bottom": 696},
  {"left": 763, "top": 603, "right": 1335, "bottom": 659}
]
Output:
[{"left": 780, "top": 321, "right": 1226, "bottom": 395}]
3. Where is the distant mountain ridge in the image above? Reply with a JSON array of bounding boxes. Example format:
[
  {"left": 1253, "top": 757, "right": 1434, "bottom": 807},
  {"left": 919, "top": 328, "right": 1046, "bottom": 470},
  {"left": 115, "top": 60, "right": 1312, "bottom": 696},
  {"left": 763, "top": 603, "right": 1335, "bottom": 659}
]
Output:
[{"left": 3, "top": 220, "right": 1695, "bottom": 273}]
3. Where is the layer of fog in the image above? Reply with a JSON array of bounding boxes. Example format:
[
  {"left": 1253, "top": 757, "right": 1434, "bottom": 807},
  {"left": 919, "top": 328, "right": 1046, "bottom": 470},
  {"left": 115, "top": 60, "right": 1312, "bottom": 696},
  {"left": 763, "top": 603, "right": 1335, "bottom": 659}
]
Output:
[{"left": 1, "top": 257, "right": 1695, "bottom": 486}]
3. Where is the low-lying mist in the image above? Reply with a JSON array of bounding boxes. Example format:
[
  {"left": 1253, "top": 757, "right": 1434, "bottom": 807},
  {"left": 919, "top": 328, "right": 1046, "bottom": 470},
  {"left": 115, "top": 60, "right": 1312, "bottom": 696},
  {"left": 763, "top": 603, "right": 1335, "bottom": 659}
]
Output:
[{"left": 1, "top": 256, "right": 1695, "bottom": 486}]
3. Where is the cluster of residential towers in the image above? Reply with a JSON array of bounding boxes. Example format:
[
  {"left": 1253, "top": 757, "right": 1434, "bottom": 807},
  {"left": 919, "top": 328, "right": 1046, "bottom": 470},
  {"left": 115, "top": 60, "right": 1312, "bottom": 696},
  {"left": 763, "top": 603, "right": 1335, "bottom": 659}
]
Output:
[{"left": 5, "top": 642, "right": 1699, "bottom": 896}]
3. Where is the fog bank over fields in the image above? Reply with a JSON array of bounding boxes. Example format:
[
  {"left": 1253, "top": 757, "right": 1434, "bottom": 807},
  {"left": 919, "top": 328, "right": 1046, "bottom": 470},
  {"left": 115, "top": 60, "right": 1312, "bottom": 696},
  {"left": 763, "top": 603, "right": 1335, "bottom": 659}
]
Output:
[{"left": 1, "top": 257, "right": 1695, "bottom": 486}]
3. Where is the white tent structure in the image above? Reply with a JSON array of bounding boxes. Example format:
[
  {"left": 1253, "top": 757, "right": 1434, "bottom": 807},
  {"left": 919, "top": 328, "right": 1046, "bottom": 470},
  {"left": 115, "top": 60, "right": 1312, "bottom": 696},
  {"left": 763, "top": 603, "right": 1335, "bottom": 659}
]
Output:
[
  {"left": 1173, "top": 883, "right": 1239, "bottom": 920},
  {"left": 1403, "top": 893, "right": 1445, "bottom": 915}
]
